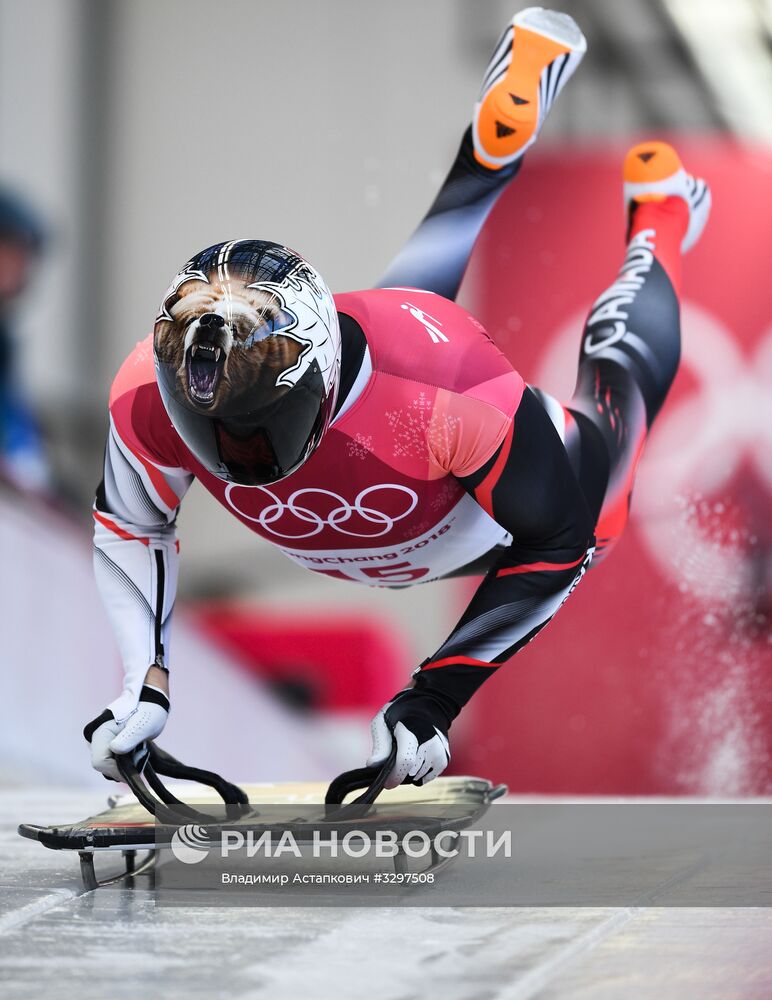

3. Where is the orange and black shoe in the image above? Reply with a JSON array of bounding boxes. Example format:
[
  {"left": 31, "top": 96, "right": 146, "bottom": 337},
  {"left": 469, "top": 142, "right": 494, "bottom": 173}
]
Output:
[
  {"left": 472, "top": 7, "right": 587, "bottom": 171},
  {"left": 623, "top": 140, "right": 711, "bottom": 252}
]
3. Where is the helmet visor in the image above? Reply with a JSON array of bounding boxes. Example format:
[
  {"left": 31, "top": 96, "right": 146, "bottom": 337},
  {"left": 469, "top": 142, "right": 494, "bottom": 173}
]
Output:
[{"left": 156, "top": 361, "right": 332, "bottom": 485}]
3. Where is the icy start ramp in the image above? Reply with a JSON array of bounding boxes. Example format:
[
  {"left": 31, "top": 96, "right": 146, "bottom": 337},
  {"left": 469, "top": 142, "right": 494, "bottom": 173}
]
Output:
[{"left": 3, "top": 788, "right": 772, "bottom": 1000}]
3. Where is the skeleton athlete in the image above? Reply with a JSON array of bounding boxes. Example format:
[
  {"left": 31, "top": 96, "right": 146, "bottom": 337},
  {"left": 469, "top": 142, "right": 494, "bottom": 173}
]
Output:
[{"left": 85, "top": 8, "right": 711, "bottom": 788}]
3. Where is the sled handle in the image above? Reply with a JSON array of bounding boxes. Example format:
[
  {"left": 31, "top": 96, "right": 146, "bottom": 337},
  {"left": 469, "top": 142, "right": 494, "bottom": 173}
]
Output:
[
  {"left": 116, "top": 741, "right": 249, "bottom": 820},
  {"left": 325, "top": 743, "right": 398, "bottom": 806},
  {"left": 148, "top": 744, "right": 249, "bottom": 807}
]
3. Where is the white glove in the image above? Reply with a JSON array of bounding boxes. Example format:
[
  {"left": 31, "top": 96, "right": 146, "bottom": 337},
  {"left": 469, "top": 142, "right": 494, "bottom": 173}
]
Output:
[
  {"left": 84, "top": 685, "right": 169, "bottom": 781},
  {"left": 367, "top": 689, "right": 452, "bottom": 789}
]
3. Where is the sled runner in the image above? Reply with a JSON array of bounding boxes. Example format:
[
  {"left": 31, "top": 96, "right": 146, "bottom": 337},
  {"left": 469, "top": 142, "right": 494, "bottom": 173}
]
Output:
[{"left": 19, "top": 742, "right": 506, "bottom": 891}]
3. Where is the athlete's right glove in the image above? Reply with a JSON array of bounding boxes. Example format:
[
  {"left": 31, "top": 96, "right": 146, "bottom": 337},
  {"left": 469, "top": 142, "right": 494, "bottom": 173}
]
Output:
[
  {"left": 83, "top": 685, "right": 170, "bottom": 781},
  {"left": 367, "top": 688, "right": 454, "bottom": 788}
]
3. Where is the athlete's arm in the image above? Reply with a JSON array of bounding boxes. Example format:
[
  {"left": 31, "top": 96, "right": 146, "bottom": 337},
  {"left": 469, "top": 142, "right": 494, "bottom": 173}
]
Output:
[
  {"left": 370, "top": 388, "right": 595, "bottom": 786},
  {"left": 86, "top": 417, "right": 193, "bottom": 778},
  {"left": 423, "top": 385, "right": 594, "bottom": 688}
]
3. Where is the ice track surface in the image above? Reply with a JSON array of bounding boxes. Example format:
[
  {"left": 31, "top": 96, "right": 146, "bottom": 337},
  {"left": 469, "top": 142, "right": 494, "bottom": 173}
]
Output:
[{"left": 2, "top": 789, "right": 771, "bottom": 1000}]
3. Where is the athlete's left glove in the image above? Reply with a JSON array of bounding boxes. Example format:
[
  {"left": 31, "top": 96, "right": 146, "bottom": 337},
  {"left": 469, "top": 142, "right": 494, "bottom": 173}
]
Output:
[
  {"left": 367, "top": 688, "right": 453, "bottom": 788},
  {"left": 83, "top": 685, "right": 170, "bottom": 781}
]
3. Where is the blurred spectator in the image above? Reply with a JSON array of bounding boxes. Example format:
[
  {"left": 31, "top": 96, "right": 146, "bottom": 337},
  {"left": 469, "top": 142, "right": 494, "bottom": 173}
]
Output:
[{"left": 0, "top": 185, "right": 50, "bottom": 491}]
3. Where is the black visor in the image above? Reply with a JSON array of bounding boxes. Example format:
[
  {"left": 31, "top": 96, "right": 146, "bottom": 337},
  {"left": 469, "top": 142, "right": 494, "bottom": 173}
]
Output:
[{"left": 156, "top": 360, "right": 333, "bottom": 485}]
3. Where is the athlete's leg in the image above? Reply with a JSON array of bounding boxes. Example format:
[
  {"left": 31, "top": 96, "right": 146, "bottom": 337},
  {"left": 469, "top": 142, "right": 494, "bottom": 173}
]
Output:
[
  {"left": 544, "top": 141, "right": 711, "bottom": 561},
  {"left": 378, "top": 8, "right": 586, "bottom": 301}
]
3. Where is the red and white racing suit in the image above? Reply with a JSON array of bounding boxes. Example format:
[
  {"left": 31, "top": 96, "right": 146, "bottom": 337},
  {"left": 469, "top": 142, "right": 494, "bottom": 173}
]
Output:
[
  {"left": 94, "top": 79, "right": 688, "bottom": 745},
  {"left": 96, "top": 286, "right": 597, "bottom": 722}
]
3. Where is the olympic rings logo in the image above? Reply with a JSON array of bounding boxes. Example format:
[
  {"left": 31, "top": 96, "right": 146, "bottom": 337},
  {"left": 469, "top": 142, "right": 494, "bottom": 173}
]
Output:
[{"left": 224, "top": 483, "right": 419, "bottom": 539}]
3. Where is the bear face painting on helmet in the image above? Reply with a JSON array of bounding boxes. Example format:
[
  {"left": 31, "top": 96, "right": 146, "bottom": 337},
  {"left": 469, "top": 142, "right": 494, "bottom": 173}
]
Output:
[{"left": 153, "top": 239, "right": 341, "bottom": 486}]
